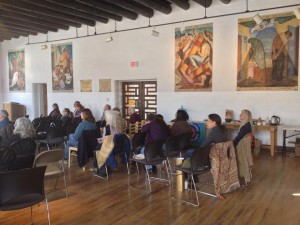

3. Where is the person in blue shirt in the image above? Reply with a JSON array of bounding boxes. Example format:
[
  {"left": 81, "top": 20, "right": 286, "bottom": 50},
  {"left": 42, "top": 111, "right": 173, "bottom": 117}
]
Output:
[
  {"left": 64, "top": 108, "right": 97, "bottom": 163},
  {"left": 0, "top": 110, "right": 11, "bottom": 129}
]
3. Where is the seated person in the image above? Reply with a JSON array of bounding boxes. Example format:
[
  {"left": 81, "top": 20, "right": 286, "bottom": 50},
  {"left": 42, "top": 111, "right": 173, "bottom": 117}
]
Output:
[
  {"left": 233, "top": 109, "right": 254, "bottom": 147},
  {"left": 170, "top": 109, "right": 191, "bottom": 136},
  {"left": 95, "top": 110, "right": 129, "bottom": 176},
  {"left": 64, "top": 108, "right": 97, "bottom": 164},
  {"left": 0, "top": 110, "right": 11, "bottom": 129},
  {"left": 61, "top": 108, "right": 73, "bottom": 136},
  {"left": 184, "top": 113, "right": 227, "bottom": 159},
  {"left": 98, "top": 104, "right": 111, "bottom": 128},
  {"left": 6, "top": 117, "right": 36, "bottom": 146},
  {"left": 0, "top": 110, "right": 14, "bottom": 147},
  {"left": 140, "top": 113, "right": 170, "bottom": 173},
  {"left": 49, "top": 103, "right": 62, "bottom": 119},
  {"left": 73, "top": 101, "right": 84, "bottom": 119},
  {"left": 128, "top": 107, "right": 141, "bottom": 124}
]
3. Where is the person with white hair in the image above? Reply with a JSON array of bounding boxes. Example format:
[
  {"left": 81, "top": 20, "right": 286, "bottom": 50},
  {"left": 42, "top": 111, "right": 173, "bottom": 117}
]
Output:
[
  {"left": 128, "top": 107, "right": 141, "bottom": 124},
  {"left": 95, "top": 110, "right": 129, "bottom": 176},
  {"left": 6, "top": 117, "right": 36, "bottom": 146},
  {"left": 0, "top": 110, "right": 10, "bottom": 129}
]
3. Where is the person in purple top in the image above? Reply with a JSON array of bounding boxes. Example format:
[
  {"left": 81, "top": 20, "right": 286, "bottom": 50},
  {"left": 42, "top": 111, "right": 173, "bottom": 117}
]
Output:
[{"left": 140, "top": 113, "right": 170, "bottom": 172}]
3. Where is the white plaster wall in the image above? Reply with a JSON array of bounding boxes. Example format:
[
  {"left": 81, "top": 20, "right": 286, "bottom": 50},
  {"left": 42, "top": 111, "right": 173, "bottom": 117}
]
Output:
[{"left": 0, "top": 0, "right": 299, "bottom": 146}]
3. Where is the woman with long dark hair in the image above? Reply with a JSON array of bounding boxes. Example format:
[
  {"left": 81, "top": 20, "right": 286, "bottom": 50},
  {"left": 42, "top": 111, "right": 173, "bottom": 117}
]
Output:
[{"left": 170, "top": 109, "right": 191, "bottom": 136}]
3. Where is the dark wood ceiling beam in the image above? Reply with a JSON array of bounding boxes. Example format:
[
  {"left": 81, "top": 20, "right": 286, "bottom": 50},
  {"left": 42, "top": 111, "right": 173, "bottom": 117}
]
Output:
[
  {"left": 24, "top": 0, "right": 108, "bottom": 24},
  {"left": 219, "top": 0, "right": 231, "bottom": 4},
  {"left": 0, "top": 18, "right": 49, "bottom": 34},
  {"left": 105, "top": 0, "right": 154, "bottom": 18},
  {"left": 0, "top": 26, "right": 37, "bottom": 36},
  {"left": 132, "top": 0, "right": 172, "bottom": 14},
  {"left": 48, "top": 0, "right": 122, "bottom": 21},
  {"left": 0, "top": 8, "right": 68, "bottom": 31},
  {"left": 0, "top": 0, "right": 95, "bottom": 26},
  {"left": 168, "top": 0, "right": 190, "bottom": 10},
  {"left": 0, "top": 36, "right": 12, "bottom": 40},
  {"left": 80, "top": 0, "right": 137, "bottom": 20},
  {"left": 0, "top": 30, "right": 27, "bottom": 37},
  {"left": 193, "top": 0, "right": 213, "bottom": 8},
  {"left": 0, "top": 4, "right": 81, "bottom": 28},
  {"left": 0, "top": 32, "right": 19, "bottom": 39}
]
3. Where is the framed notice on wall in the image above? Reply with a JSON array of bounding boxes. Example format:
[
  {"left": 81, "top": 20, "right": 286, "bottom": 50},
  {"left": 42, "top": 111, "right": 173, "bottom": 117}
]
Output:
[
  {"left": 80, "top": 79, "right": 92, "bottom": 92},
  {"left": 99, "top": 79, "right": 111, "bottom": 92}
]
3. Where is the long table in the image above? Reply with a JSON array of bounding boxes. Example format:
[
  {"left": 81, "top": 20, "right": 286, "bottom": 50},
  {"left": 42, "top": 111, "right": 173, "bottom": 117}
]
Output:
[
  {"left": 224, "top": 123, "right": 278, "bottom": 157},
  {"left": 282, "top": 125, "right": 300, "bottom": 156}
]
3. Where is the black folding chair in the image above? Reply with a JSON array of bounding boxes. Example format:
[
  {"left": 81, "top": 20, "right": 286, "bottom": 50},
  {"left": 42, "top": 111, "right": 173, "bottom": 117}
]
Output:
[
  {"left": 0, "top": 166, "right": 50, "bottom": 224},
  {"left": 0, "top": 147, "right": 16, "bottom": 172},
  {"left": 129, "top": 139, "right": 170, "bottom": 193},
  {"left": 179, "top": 132, "right": 193, "bottom": 156},
  {"left": 10, "top": 138, "right": 37, "bottom": 170},
  {"left": 173, "top": 145, "right": 217, "bottom": 207},
  {"left": 165, "top": 135, "right": 181, "bottom": 174},
  {"left": 37, "top": 124, "right": 64, "bottom": 152},
  {"left": 131, "top": 132, "right": 146, "bottom": 156}
]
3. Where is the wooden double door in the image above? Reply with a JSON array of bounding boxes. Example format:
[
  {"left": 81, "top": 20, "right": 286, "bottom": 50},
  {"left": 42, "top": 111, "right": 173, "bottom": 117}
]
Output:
[{"left": 122, "top": 81, "right": 157, "bottom": 121}]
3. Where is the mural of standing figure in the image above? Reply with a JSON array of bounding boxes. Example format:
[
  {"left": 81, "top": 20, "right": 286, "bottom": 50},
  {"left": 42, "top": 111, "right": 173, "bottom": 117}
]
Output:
[{"left": 271, "top": 31, "right": 292, "bottom": 81}]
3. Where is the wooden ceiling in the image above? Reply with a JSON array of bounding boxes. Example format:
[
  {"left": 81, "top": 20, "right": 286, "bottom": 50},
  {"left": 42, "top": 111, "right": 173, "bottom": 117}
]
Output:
[{"left": 0, "top": 0, "right": 232, "bottom": 42}]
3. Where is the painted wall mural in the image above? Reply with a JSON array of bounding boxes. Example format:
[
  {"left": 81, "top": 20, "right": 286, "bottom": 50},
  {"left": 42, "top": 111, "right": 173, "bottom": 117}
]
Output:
[
  {"left": 8, "top": 49, "right": 25, "bottom": 91},
  {"left": 237, "top": 12, "right": 299, "bottom": 91},
  {"left": 51, "top": 43, "right": 73, "bottom": 91},
  {"left": 175, "top": 23, "right": 213, "bottom": 92}
]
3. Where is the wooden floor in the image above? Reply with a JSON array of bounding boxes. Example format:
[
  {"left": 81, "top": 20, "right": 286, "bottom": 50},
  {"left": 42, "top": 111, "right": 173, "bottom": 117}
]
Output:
[{"left": 1, "top": 149, "right": 300, "bottom": 225}]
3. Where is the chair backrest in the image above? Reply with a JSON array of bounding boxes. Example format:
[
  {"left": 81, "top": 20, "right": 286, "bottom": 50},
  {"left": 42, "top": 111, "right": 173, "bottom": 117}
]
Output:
[
  {"left": 132, "top": 132, "right": 146, "bottom": 150},
  {"left": 36, "top": 117, "right": 52, "bottom": 134},
  {"left": 10, "top": 138, "right": 37, "bottom": 170},
  {"left": 0, "top": 166, "right": 46, "bottom": 211},
  {"left": 0, "top": 123, "right": 14, "bottom": 147},
  {"left": 0, "top": 147, "right": 16, "bottom": 172},
  {"left": 46, "top": 124, "right": 64, "bottom": 144},
  {"left": 113, "top": 134, "right": 128, "bottom": 154},
  {"left": 33, "top": 150, "right": 64, "bottom": 176},
  {"left": 179, "top": 132, "right": 192, "bottom": 151},
  {"left": 77, "top": 129, "right": 100, "bottom": 167},
  {"left": 33, "top": 149, "right": 64, "bottom": 167},
  {"left": 144, "top": 139, "right": 165, "bottom": 163},
  {"left": 165, "top": 135, "right": 181, "bottom": 156},
  {"left": 190, "top": 145, "right": 212, "bottom": 172}
]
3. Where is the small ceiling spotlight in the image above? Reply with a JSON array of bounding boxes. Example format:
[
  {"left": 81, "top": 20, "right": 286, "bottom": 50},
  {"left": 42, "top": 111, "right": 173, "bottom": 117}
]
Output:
[
  {"left": 151, "top": 26, "right": 159, "bottom": 37},
  {"left": 105, "top": 33, "right": 113, "bottom": 42},
  {"left": 294, "top": 8, "right": 300, "bottom": 19},
  {"left": 253, "top": 13, "right": 263, "bottom": 25}
]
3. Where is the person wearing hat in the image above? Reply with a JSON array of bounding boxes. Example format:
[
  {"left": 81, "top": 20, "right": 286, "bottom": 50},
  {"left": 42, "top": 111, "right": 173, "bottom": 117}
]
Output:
[{"left": 0, "top": 110, "right": 11, "bottom": 129}]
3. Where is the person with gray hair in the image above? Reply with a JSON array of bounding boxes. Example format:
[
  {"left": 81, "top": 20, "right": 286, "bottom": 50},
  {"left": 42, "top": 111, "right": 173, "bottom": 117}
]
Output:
[
  {"left": 0, "top": 110, "right": 10, "bottom": 129},
  {"left": 6, "top": 117, "right": 36, "bottom": 146}
]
